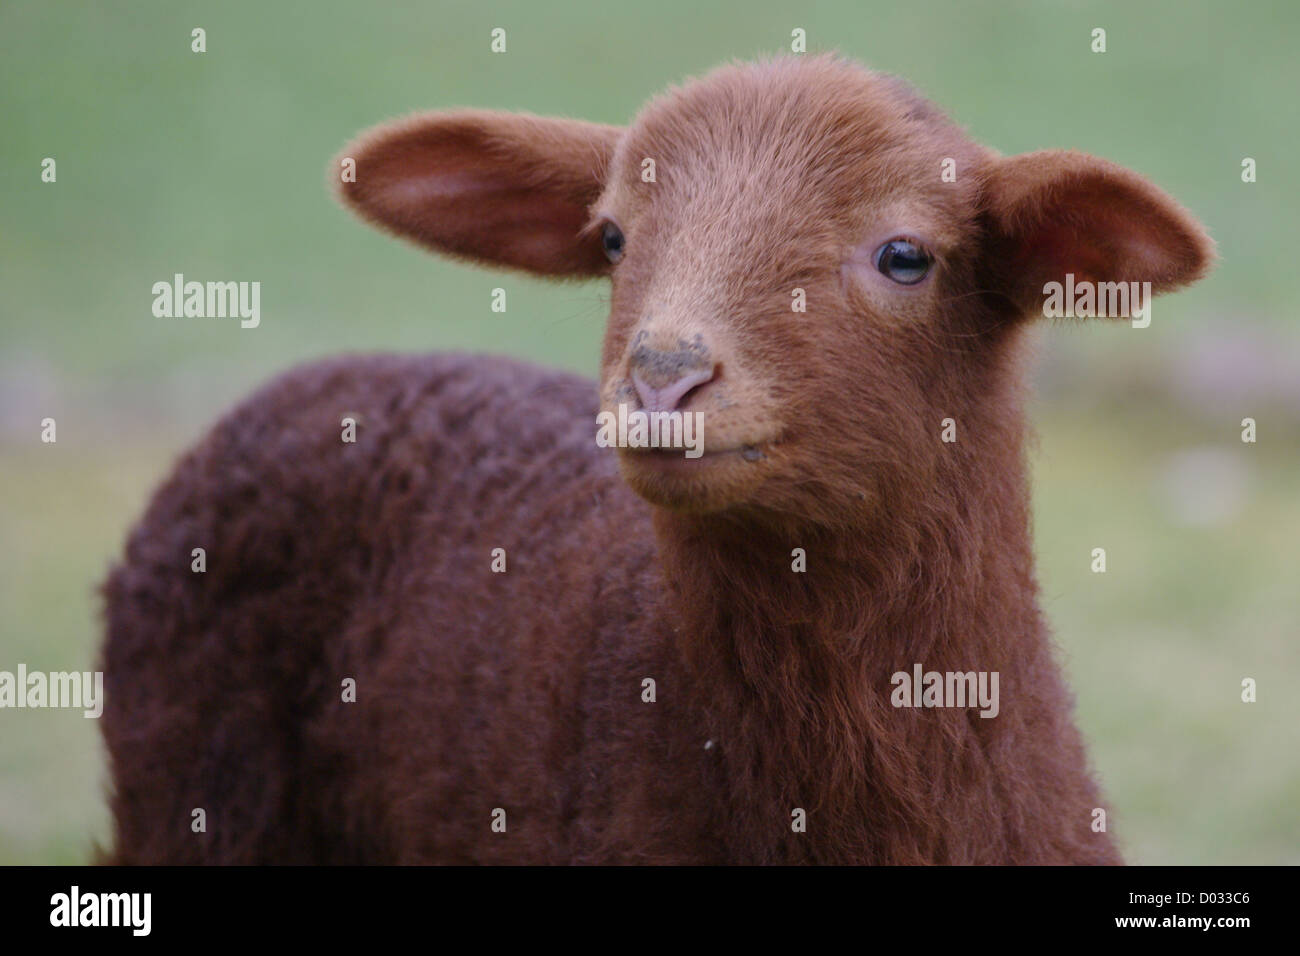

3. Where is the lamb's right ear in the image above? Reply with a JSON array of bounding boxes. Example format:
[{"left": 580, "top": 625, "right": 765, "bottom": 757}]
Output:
[{"left": 335, "top": 110, "right": 623, "bottom": 277}]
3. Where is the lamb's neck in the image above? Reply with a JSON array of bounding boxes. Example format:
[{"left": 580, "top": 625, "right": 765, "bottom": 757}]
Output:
[
  {"left": 654, "top": 490, "right": 1039, "bottom": 679},
  {"left": 652, "top": 487, "right": 1044, "bottom": 862}
]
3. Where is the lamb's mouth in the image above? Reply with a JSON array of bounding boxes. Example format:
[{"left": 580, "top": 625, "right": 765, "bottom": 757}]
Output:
[{"left": 620, "top": 442, "right": 768, "bottom": 471}]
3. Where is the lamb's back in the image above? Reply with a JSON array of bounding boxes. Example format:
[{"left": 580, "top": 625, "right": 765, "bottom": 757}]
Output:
[{"left": 101, "top": 352, "right": 672, "bottom": 863}]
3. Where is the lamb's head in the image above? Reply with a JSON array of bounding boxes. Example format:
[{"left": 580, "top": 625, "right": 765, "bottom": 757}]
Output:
[{"left": 337, "top": 55, "right": 1213, "bottom": 526}]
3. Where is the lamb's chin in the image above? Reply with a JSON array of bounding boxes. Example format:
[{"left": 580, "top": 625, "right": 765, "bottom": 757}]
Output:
[{"left": 616, "top": 446, "right": 764, "bottom": 513}]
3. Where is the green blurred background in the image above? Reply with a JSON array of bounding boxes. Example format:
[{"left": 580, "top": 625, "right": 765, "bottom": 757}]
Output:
[{"left": 1, "top": 0, "right": 1296, "bottom": 864}]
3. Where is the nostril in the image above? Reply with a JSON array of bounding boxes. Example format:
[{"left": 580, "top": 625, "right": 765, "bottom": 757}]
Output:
[
  {"left": 632, "top": 365, "right": 716, "bottom": 413},
  {"left": 678, "top": 374, "right": 711, "bottom": 407}
]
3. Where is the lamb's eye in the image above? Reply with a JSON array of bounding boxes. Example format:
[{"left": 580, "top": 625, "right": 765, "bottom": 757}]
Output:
[
  {"left": 874, "top": 239, "right": 931, "bottom": 285},
  {"left": 601, "top": 222, "right": 625, "bottom": 263}
]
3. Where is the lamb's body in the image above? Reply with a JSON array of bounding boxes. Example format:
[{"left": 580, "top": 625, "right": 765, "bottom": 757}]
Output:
[
  {"left": 102, "top": 55, "right": 1213, "bottom": 865},
  {"left": 103, "top": 354, "right": 677, "bottom": 863},
  {"left": 103, "top": 352, "right": 1115, "bottom": 864}
]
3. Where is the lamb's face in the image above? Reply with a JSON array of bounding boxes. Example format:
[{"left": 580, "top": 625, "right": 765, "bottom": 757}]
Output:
[
  {"left": 338, "top": 55, "right": 1211, "bottom": 527},
  {"left": 594, "top": 58, "right": 989, "bottom": 519}
]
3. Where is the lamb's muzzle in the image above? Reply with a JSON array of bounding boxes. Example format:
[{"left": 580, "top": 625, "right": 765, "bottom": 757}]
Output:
[{"left": 630, "top": 356, "right": 716, "bottom": 415}]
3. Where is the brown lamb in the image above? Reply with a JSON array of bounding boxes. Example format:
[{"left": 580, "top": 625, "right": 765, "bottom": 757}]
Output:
[{"left": 100, "top": 55, "right": 1213, "bottom": 864}]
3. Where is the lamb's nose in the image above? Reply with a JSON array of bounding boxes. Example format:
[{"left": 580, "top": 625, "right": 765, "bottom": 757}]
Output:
[{"left": 629, "top": 346, "right": 716, "bottom": 413}]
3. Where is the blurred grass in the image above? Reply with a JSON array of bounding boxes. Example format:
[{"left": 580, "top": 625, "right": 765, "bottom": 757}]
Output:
[{"left": 1, "top": 0, "right": 1297, "bottom": 864}]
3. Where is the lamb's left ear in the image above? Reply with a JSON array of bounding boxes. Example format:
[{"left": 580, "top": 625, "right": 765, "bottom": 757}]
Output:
[
  {"left": 336, "top": 110, "right": 623, "bottom": 277},
  {"left": 981, "top": 150, "right": 1215, "bottom": 315}
]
